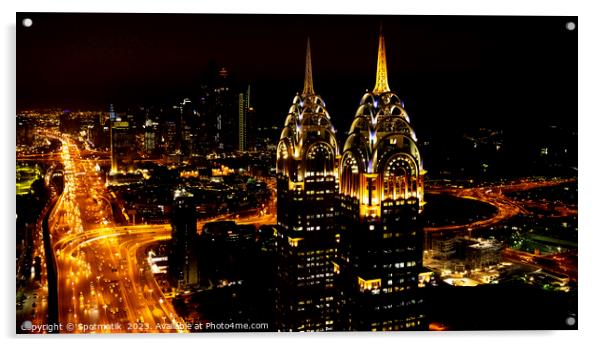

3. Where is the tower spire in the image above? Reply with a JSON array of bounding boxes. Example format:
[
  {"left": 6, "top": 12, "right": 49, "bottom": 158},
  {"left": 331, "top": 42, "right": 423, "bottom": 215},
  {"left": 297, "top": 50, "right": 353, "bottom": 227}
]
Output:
[
  {"left": 373, "top": 24, "right": 390, "bottom": 95},
  {"left": 303, "top": 37, "right": 315, "bottom": 95}
]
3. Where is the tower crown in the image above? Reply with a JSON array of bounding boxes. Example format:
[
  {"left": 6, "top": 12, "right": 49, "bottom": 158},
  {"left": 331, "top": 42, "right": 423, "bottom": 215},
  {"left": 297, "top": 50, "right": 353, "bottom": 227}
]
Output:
[
  {"left": 303, "top": 38, "right": 315, "bottom": 96},
  {"left": 277, "top": 38, "right": 338, "bottom": 180},
  {"left": 373, "top": 28, "right": 390, "bottom": 95}
]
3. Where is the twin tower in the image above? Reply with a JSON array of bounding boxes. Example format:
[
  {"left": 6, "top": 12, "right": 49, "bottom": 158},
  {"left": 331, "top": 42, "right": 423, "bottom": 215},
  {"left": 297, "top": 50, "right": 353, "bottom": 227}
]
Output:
[{"left": 275, "top": 30, "right": 426, "bottom": 331}]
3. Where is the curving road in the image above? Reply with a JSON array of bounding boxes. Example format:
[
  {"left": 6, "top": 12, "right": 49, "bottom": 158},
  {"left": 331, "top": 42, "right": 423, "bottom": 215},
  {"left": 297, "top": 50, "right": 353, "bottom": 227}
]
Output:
[{"left": 425, "top": 178, "right": 576, "bottom": 235}]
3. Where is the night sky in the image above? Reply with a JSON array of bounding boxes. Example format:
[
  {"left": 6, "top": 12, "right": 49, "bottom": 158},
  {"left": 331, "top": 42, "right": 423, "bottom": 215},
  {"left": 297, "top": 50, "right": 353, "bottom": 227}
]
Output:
[{"left": 17, "top": 13, "right": 577, "bottom": 138}]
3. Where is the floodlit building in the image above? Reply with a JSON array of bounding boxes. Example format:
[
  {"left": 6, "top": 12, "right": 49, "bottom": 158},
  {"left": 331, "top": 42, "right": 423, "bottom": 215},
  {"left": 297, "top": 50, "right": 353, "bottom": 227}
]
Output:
[
  {"left": 432, "top": 235, "right": 457, "bottom": 260},
  {"left": 457, "top": 237, "right": 502, "bottom": 270},
  {"left": 275, "top": 39, "right": 339, "bottom": 332},
  {"left": 238, "top": 85, "right": 256, "bottom": 151},
  {"left": 110, "top": 111, "right": 135, "bottom": 174},
  {"left": 335, "top": 28, "right": 427, "bottom": 331}
]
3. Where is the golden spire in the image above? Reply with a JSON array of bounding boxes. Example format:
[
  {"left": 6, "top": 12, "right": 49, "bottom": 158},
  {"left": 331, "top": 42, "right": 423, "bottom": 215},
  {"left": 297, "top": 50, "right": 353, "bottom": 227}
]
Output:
[
  {"left": 373, "top": 25, "right": 390, "bottom": 95},
  {"left": 303, "top": 37, "right": 315, "bottom": 95}
]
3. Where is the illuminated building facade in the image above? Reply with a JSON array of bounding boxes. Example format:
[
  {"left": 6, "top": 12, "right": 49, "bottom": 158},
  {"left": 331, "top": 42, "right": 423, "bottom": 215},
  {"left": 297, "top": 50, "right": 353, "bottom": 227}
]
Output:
[
  {"left": 110, "top": 112, "right": 135, "bottom": 174},
  {"left": 143, "top": 118, "right": 159, "bottom": 154},
  {"left": 335, "top": 29, "right": 427, "bottom": 331},
  {"left": 275, "top": 39, "right": 339, "bottom": 332},
  {"left": 238, "top": 85, "right": 256, "bottom": 151}
]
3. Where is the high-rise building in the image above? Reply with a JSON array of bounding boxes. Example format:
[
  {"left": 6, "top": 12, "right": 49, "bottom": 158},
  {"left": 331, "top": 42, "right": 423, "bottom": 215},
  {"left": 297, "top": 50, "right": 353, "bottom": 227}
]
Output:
[
  {"left": 180, "top": 98, "right": 201, "bottom": 158},
  {"left": 238, "top": 85, "right": 255, "bottom": 151},
  {"left": 335, "top": 28, "right": 427, "bottom": 331},
  {"left": 110, "top": 107, "right": 135, "bottom": 174},
  {"left": 169, "top": 188, "right": 200, "bottom": 288},
  {"left": 212, "top": 67, "right": 237, "bottom": 151},
  {"left": 195, "top": 63, "right": 242, "bottom": 153},
  {"left": 143, "top": 118, "right": 159, "bottom": 155},
  {"left": 161, "top": 111, "right": 180, "bottom": 156},
  {"left": 275, "top": 39, "right": 339, "bottom": 332},
  {"left": 247, "top": 106, "right": 257, "bottom": 151}
]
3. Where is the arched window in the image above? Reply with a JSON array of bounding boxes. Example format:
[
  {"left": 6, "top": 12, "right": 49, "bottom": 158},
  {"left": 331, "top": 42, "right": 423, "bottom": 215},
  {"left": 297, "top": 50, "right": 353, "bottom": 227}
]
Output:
[
  {"left": 277, "top": 142, "right": 290, "bottom": 175},
  {"left": 340, "top": 152, "right": 360, "bottom": 197},
  {"left": 305, "top": 143, "right": 335, "bottom": 177},
  {"left": 383, "top": 154, "right": 417, "bottom": 200}
]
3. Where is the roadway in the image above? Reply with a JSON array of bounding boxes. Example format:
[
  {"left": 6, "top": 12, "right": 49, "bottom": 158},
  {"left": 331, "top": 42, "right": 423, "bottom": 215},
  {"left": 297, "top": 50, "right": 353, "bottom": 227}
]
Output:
[
  {"left": 424, "top": 177, "right": 576, "bottom": 235},
  {"left": 39, "top": 131, "right": 187, "bottom": 333},
  {"left": 35, "top": 130, "right": 274, "bottom": 333}
]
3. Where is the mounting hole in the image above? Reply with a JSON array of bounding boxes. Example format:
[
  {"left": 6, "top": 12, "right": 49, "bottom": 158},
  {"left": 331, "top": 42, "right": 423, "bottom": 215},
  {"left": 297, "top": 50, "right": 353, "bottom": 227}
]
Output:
[
  {"left": 22, "top": 18, "right": 33, "bottom": 28},
  {"left": 565, "top": 316, "right": 576, "bottom": 326},
  {"left": 566, "top": 21, "right": 576, "bottom": 31}
]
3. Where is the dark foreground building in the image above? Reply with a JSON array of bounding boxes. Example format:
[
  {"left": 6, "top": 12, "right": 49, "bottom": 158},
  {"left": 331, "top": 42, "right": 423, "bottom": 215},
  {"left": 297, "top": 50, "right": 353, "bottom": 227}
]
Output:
[{"left": 169, "top": 188, "right": 200, "bottom": 288}]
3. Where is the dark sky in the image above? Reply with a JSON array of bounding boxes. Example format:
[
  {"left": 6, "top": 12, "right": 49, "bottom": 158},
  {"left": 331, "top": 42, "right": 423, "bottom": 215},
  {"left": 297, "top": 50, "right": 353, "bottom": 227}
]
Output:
[{"left": 17, "top": 13, "right": 577, "bottom": 137}]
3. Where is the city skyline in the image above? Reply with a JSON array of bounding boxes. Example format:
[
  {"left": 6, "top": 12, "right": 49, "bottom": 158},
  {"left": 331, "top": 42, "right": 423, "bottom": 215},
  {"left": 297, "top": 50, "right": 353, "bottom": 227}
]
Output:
[{"left": 17, "top": 14, "right": 576, "bottom": 135}]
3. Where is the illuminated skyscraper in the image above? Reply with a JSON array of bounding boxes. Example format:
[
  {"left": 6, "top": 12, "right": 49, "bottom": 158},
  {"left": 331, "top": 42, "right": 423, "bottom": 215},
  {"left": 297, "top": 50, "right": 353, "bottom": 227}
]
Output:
[
  {"left": 143, "top": 118, "right": 159, "bottom": 154},
  {"left": 213, "top": 67, "right": 237, "bottom": 151},
  {"left": 109, "top": 107, "right": 135, "bottom": 174},
  {"left": 275, "top": 39, "right": 339, "bottom": 332},
  {"left": 238, "top": 85, "right": 255, "bottom": 151},
  {"left": 335, "top": 28, "right": 427, "bottom": 331}
]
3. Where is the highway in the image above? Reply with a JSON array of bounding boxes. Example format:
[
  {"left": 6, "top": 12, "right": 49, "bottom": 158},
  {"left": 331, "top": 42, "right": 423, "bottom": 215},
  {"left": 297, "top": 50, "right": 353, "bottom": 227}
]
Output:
[
  {"left": 33, "top": 131, "right": 276, "bottom": 333},
  {"left": 425, "top": 178, "right": 576, "bottom": 235},
  {"left": 40, "top": 132, "right": 187, "bottom": 333},
  {"left": 54, "top": 225, "right": 186, "bottom": 332}
]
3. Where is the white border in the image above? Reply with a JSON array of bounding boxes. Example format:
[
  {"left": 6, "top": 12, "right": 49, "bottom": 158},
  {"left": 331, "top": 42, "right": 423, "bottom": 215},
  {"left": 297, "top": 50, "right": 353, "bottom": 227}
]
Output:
[{"left": 2, "top": 1, "right": 600, "bottom": 347}]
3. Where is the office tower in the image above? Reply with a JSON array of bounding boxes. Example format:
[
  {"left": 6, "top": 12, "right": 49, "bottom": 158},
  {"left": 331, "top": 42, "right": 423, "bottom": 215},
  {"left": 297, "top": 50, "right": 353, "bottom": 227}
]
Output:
[
  {"left": 169, "top": 188, "right": 200, "bottom": 288},
  {"left": 108, "top": 103, "right": 117, "bottom": 121},
  {"left": 246, "top": 105, "right": 257, "bottom": 151},
  {"left": 194, "top": 62, "right": 240, "bottom": 153},
  {"left": 196, "top": 84, "right": 212, "bottom": 154},
  {"left": 109, "top": 107, "right": 135, "bottom": 174},
  {"left": 179, "top": 98, "right": 200, "bottom": 158},
  {"left": 143, "top": 118, "right": 159, "bottom": 154},
  {"left": 161, "top": 117, "right": 180, "bottom": 155},
  {"left": 211, "top": 67, "right": 237, "bottom": 151},
  {"left": 275, "top": 39, "right": 339, "bottom": 332},
  {"left": 335, "top": 29, "right": 427, "bottom": 331},
  {"left": 238, "top": 85, "right": 254, "bottom": 151}
]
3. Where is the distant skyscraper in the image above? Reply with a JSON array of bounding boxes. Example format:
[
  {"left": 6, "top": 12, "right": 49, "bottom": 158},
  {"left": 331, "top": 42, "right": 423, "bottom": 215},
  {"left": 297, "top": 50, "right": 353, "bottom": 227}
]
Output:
[
  {"left": 162, "top": 114, "right": 179, "bottom": 156},
  {"left": 109, "top": 107, "right": 135, "bottom": 174},
  {"left": 179, "top": 98, "right": 200, "bottom": 157},
  {"left": 195, "top": 63, "right": 241, "bottom": 153},
  {"left": 275, "top": 39, "right": 339, "bottom": 332},
  {"left": 169, "top": 188, "right": 199, "bottom": 288},
  {"left": 247, "top": 106, "right": 257, "bottom": 151},
  {"left": 143, "top": 118, "right": 159, "bottom": 154},
  {"left": 213, "top": 67, "right": 237, "bottom": 151},
  {"left": 108, "top": 103, "right": 117, "bottom": 121},
  {"left": 238, "top": 85, "right": 255, "bottom": 151},
  {"left": 335, "top": 28, "right": 426, "bottom": 331}
]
